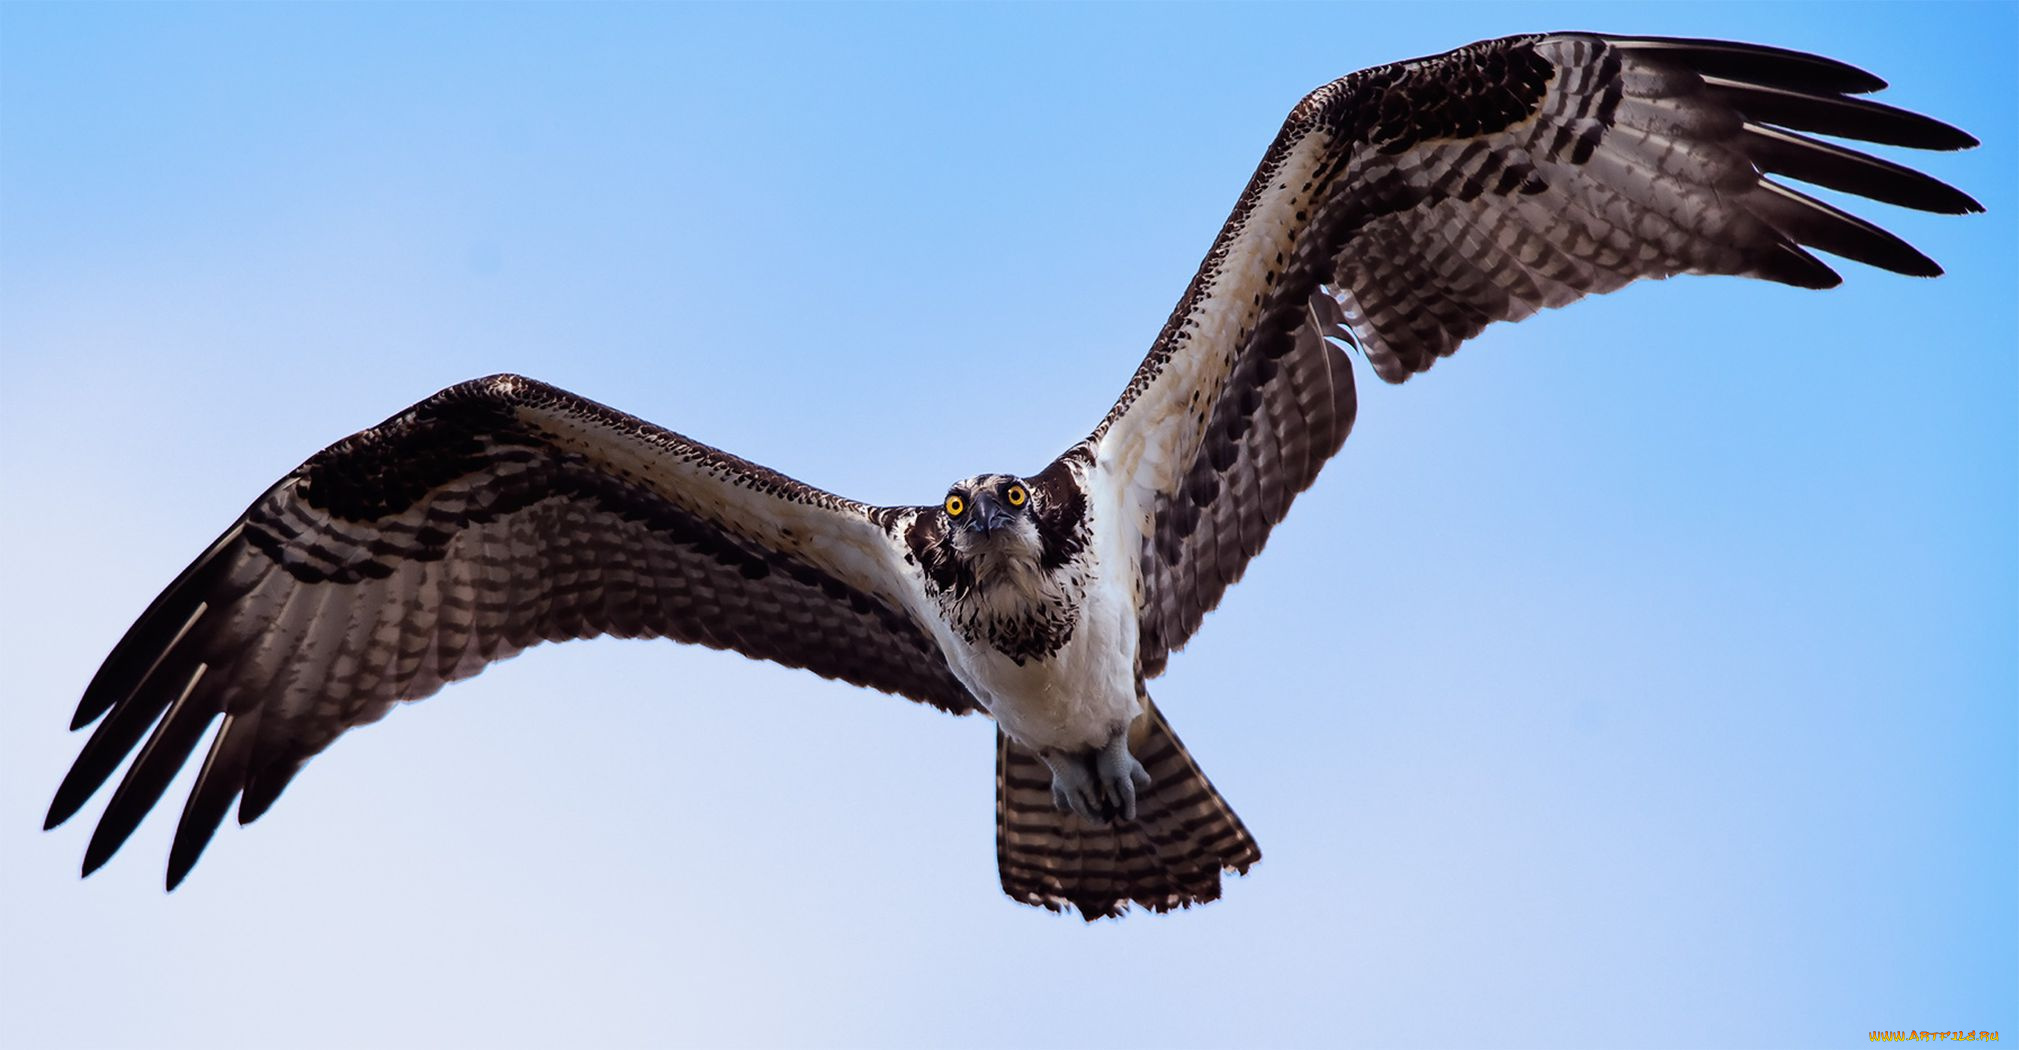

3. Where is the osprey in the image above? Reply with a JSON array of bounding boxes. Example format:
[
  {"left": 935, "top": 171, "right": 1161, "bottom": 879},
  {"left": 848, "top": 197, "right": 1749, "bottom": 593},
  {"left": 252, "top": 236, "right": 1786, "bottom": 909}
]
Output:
[{"left": 47, "top": 33, "right": 1978, "bottom": 919}]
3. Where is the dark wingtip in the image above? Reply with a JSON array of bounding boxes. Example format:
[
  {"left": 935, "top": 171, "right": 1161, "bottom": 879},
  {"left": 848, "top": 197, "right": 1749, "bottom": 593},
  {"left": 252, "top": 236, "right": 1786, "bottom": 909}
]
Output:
[
  {"left": 1597, "top": 33, "right": 1983, "bottom": 154},
  {"left": 1915, "top": 120, "right": 1982, "bottom": 153},
  {"left": 71, "top": 693, "right": 115, "bottom": 734},
  {"left": 1705, "top": 80, "right": 1984, "bottom": 152},
  {"left": 1758, "top": 243, "right": 1844, "bottom": 290},
  {"left": 1934, "top": 187, "right": 1987, "bottom": 216},
  {"left": 237, "top": 781, "right": 281, "bottom": 826},
  {"left": 46, "top": 768, "right": 98, "bottom": 832},
  {"left": 80, "top": 838, "right": 115, "bottom": 879},
  {"left": 1741, "top": 123, "right": 1985, "bottom": 216},
  {"left": 1603, "top": 35, "right": 1889, "bottom": 94}
]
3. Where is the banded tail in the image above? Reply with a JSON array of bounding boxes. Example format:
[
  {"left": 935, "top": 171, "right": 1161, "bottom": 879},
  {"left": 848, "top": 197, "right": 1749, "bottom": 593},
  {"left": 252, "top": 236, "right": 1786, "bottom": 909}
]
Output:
[{"left": 995, "top": 700, "right": 1259, "bottom": 919}]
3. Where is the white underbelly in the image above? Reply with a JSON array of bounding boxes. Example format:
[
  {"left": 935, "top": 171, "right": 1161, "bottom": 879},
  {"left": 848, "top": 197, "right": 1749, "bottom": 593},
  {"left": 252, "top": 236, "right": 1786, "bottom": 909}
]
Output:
[{"left": 944, "top": 576, "right": 1140, "bottom": 753}]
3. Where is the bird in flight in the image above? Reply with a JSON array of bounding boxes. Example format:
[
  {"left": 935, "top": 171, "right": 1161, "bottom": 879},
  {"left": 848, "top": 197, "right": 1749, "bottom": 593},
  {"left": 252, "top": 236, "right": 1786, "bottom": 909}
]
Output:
[{"left": 47, "top": 33, "right": 1978, "bottom": 919}]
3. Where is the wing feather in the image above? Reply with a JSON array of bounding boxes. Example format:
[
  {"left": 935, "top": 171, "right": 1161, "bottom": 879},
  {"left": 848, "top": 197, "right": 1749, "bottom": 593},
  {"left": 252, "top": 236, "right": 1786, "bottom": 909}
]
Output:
[
  {"left": 49, "top": 374, "right": 975, "bottom": 885},
  {"left": 1082, "top": 32, "right": 1977, "bottom": 675}
]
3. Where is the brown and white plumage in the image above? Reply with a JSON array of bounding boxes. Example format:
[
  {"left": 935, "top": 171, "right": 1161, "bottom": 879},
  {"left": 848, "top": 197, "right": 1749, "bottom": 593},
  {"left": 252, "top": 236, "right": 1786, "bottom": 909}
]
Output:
[
  {"left": 996, "top": 700, "right": 1259, "bottom": 918},
  {"left": 1088, "top": 33, "right": 1979, "bottom": 680},
  {"left": 46, "top": 375, "right": 977, "bottom": 887},
  {"left": 49, "top": 33, "right": 1977, "bottom": 918}
]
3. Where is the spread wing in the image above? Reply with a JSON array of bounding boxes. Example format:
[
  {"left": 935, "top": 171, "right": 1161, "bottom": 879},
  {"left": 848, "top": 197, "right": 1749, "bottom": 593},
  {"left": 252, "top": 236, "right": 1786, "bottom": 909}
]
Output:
[
  {"left": 1084, "top": 33, "right": 1980, "bottom": 676},
  {"left": 47, "top": 374, "right": 975, "bottom": 886}
]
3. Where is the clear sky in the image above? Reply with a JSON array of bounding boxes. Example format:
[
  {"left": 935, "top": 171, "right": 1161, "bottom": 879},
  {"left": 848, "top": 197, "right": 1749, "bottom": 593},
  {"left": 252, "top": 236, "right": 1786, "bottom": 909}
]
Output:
[{"left": 2, "top": 4, "right": 2012, "bottom": 1048}]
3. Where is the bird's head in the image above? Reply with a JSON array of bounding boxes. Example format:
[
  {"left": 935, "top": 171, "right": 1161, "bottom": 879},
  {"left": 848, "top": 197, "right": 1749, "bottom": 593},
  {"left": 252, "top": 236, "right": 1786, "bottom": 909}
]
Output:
[{"left": 940, "top": 473, "right": 1042, "bottom": 566}]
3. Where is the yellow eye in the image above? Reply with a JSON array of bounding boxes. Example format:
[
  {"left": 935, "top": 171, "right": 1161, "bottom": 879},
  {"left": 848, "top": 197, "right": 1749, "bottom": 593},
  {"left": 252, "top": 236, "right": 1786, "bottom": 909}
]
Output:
[
  {"left": 944, "top": 495, "right": 965, "bottom": 517},
  {"left": 1005, "top": 484, "right": 1027, "bottom": 507}
]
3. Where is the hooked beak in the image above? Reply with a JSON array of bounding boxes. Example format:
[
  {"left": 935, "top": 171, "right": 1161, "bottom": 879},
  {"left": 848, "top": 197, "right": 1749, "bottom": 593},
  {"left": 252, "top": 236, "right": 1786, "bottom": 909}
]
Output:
[{"left": 963, "top": 491, "right": 1016, "bottom": 534}]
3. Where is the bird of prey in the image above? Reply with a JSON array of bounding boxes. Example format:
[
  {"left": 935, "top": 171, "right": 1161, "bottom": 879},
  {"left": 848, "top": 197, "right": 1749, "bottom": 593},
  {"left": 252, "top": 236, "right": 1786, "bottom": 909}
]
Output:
[{"left": 47, "top": 32, "right": 1979, "bottom": 919}]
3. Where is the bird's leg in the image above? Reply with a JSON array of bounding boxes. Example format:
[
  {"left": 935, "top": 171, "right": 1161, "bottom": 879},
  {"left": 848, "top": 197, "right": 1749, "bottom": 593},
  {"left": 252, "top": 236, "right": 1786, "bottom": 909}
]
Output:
[
  {"left": 1042, "top": 726, "right": 1151, "bottom": 824},
  {"left": 1094, "top": 727, "right": 1152, "bottom": 821}
]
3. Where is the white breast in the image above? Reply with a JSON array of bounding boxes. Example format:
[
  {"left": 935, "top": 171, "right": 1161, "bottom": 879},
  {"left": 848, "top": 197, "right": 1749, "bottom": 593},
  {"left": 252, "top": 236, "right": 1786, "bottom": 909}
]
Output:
[
  {"left": 893, "top": 513, "right": 1139, "bottom": 754},
  {"left": 942, "top": 567, "right": 1139, "bottom": 753}
]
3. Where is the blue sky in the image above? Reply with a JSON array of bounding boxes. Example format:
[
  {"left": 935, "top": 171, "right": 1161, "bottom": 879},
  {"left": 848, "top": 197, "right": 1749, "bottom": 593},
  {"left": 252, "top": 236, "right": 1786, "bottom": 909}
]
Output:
[{"left": 2, "top": 4, "right": 2012, "bottom": 1048}]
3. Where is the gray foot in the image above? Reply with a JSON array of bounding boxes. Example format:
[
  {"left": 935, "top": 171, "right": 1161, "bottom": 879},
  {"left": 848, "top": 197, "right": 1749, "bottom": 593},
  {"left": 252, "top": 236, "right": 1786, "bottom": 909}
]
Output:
[{"left": 1046, "top": 730, "right": 1151, "bottom": 824}]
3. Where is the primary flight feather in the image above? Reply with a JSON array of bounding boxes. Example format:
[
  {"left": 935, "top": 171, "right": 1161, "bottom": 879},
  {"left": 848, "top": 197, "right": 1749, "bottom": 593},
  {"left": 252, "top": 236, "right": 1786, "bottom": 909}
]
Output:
[{"left": 48, "top": 32, "right": 1979, "bottom": 919}]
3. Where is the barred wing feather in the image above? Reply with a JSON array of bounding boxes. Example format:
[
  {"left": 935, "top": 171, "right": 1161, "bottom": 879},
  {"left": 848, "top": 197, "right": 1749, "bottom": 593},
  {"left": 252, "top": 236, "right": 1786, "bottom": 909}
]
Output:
[
  {"left": 46, "top": 374, "right": 976, "bottom": 887},
  {"left": 1086, "top": 33, "right": 1980, "bottom": 676}
]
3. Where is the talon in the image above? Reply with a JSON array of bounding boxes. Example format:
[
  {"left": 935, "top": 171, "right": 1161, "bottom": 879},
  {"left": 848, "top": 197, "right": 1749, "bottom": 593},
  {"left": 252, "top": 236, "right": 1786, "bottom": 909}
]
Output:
[
  {"left": 1043, "top": 751, "right": 1104, "bottom": 823},
  {"left": 1095, "top": 729, "right": 1150, "bottom": 823},
  {"left": 1041, "top": 730, "right": 1151, "bottom": 825}
]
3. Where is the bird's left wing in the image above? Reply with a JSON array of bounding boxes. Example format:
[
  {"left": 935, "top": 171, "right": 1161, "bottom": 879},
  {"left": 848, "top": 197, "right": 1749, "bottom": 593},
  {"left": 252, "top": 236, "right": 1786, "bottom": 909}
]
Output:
[
  {"left": 1081, "top": 33, "right": 1980, "bottom": 676},
  {"left": 47, "top": 374, "right": 974, "bottom": 886}
]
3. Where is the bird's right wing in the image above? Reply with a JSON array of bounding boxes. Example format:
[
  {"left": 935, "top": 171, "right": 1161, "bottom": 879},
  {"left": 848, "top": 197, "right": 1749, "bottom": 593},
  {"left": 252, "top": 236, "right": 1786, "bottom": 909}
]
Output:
[{"left": 47, "top": 374, "right": 976, "bottom": 887}]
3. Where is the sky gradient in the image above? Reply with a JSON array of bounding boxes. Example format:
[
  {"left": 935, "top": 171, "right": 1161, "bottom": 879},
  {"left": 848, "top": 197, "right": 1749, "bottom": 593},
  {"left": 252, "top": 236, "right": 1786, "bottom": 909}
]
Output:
[{"left": 3, "top": 4, "right": 2013, "bottom": 1048}]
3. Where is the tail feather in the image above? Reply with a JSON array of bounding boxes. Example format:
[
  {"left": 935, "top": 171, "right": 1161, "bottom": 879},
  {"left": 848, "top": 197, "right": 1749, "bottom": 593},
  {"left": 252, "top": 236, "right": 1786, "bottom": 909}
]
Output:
[{"left": 995, "top": 699, "right": 1259, "bottom": 920}]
